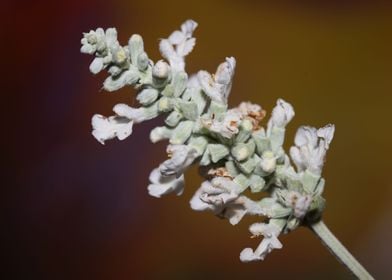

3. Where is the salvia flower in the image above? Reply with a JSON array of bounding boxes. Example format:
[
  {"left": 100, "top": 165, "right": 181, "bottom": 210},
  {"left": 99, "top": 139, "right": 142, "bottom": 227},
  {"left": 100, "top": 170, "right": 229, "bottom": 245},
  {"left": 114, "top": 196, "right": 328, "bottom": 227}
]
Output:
[
  {"left": 159, "top": 19, "right": 198, "bottom": 72},
  {"left": 198, "top": 57, "right": 236, "bottom": 104},
  {"left": 289, "top": 124, "right": 335, "bottom": 176},
  {"left": 240, "top": 222, "right": 283, "bottom": 262},
  {"left": 82, "top": 19, "right": 335, "bottom": 263}
]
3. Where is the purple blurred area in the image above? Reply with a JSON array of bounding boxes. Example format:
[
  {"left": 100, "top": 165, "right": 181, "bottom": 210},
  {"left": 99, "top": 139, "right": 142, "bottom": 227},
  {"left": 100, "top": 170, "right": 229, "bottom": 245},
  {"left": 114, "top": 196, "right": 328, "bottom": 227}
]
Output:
[{"left": 3, "top": 1, "right": 392, "bottom": 279}]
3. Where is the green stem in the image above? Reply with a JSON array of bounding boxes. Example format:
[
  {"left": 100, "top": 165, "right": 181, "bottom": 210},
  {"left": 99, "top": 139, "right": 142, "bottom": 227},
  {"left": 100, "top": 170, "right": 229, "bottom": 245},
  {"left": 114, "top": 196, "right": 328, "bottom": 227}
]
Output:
[{"left": 309, "top": 220, "right": 374, "bottom": 280}]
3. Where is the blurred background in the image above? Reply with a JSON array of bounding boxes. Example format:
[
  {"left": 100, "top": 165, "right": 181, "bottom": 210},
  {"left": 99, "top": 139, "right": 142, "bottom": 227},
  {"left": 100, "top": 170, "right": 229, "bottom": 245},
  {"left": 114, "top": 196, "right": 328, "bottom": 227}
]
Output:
[{"left": 4, "top": 0, "right": 392, "bottom": 279}]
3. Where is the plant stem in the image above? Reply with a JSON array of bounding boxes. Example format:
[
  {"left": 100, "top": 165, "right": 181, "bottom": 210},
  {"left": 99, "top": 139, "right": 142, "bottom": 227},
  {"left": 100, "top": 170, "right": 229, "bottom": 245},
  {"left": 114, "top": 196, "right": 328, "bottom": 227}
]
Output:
[{"left": 309, "top": 220, "right": 374, "bottom": 280}]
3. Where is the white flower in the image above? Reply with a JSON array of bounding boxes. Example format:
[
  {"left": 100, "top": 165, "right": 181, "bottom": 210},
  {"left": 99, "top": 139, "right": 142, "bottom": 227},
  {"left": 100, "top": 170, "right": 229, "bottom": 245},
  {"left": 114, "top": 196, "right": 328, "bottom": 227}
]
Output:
[
  {"left": 91, "top": 101, "right": 160, "bottom": 144},
  {"left": 159, "top": 144, "right": 198, "bottom": 177},
  {"left": 197, "top": 57, "right": 236, "bottom": 104},
  {"left": 91, "top": 115, "right": 133, "bottom": 145},
  {"left": 91, "top": 103, "right": 135, "bottom": 146},
  {"left": 190, "top": 177, "right": 267, "bottom": 225},
  {"left": 267, "top": 98, "right": 295, "bottom": 130},
  {"left": 159, "top": 19, "right": 198, "bottom": 72},
  {"left": 240, "top": 223, "right": 282, "bottom": 262},
  {"left": 147, "top": 168, "right": 185, "bottom": 198},
  {"left": 190, "top": 178, "right": 240, "bottom": 210},
  {"left": 289, "top": 124, "right": 335, "bottom": 175},
  {"left": 190, "top": 179, "right": 244, "bottom": 225}
]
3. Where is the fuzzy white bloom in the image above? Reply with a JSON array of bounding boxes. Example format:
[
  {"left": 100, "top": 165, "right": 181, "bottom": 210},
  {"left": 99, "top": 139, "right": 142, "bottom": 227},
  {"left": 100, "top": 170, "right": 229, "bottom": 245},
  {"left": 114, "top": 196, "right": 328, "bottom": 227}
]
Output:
[
  {"left": 148, "top": 168, "right": 185, "bottom": 198},
  {"left": 190, "top": 177, "right": 267, "bottom": 225},
  {"left": 159, "top": 144, "right": 198, "bottom": 177},
  {"left": 83, "top": 20, "right": 338, "bottom": 265},
  {"left": 159, "top": 19, "right": 198, "bottom": 72},
  {"left": 267, "top": 98, "right": 295, "bottom": 130},
  {"left": 198, "top": 57, "right": 236, "bottom": 104},
  {"left": 240, "top": 223, "right": 283, "bottom": 262},
  {"left": 289, "top": 124, "right": 335, "bottom": 175},
  {"left": 190, "top": 178, "right": 241, "bottom": 211},
  {"left": 91, "top": 103, "right": 137, "bottom": 145},
  {"left": 91, "top": 115, "right": 133, "bottom": 145}
]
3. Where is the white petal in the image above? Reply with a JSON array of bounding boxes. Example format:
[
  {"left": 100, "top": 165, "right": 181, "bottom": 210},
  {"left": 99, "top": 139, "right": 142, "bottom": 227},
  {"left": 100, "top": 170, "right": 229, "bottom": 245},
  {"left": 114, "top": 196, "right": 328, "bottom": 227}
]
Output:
[
  {"left": 147, "top": 168, "right": 185, "bottom": 198},
  {"left": 289, "top": 146, "right": 306, "bottom": 172},
  {"left": 215, "top": 57, "right": 236, "bottom": 84},
  {"left": 224, "top": 205, "right": 247, "bottom": 225},
  {"left": 91, "top": 114, "right": 133, "bottom": 144},
  {"left": 240, "top": 235, "right": 282, "bottom": 262},
  {"left": 177, "top": 38, "right": 196, "bottom": 57},
  {"left": 197, "top": 71, "right": 223, "bottom": 103},
  {"left": 181, "top": 19, "right": 198, "bottom": 36},
  {"left": 240, "top": 248, "right": 261, "bottom": 262},
  {"left": 190, "top": 187, "right": 211, "bottom": 211},
  {"left": 159, "top": 145, "right": 198, "bottom": 177},
  {"left": 115, "top": 120, "right": 133, "bottom": 140},
  {"left": 91, "top": 114, "right": 113, "bottom": 144},
  {"left": 294, "top": 126, "right": 318, "bottom": 147},
  {"left": 214, "top": 57, "right": 236, "bottom": 102},
  {"left": 168, "top": 30, "right": 186, "bottom": 45},
  {"left": 159, "top": 39, "right": 176, "bottom": 61},
  {"left": 317, "top": 124, "right": 335, "bottom": 149},
  {"left": 269, "top": 99, "right": 295, "bottom": 128}
]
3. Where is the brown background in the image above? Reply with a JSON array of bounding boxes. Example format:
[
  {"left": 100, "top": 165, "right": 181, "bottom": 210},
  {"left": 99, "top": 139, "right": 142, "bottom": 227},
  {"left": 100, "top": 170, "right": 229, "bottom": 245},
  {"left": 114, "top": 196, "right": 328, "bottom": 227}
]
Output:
[{"left": 4, "top": 0, "right": 392, "bottom": 279}]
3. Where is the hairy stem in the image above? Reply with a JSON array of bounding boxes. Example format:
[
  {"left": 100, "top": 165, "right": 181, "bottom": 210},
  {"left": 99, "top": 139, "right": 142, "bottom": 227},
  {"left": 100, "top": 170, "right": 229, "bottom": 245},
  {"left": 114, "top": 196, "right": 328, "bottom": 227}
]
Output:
[{"left": 309, "top": 220, "right": 374, "bottom": 279}]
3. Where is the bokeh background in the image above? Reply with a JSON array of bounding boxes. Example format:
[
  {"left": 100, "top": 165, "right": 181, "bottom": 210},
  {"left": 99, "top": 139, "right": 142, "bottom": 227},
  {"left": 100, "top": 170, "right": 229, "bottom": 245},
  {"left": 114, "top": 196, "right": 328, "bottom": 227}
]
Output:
[{"left": 4, "top": 0, "right": 392, "bottom": 279}]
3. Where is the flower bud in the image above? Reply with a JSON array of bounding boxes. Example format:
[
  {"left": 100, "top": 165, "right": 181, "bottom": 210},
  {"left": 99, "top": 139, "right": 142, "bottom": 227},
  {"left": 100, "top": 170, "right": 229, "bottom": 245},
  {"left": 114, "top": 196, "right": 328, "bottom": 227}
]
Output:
[
  {"left": 260, "top": 151, "right": 277, "bottom": 173},
  {"left": 152, "top": 60, "right": 171, "bottom": 87}
]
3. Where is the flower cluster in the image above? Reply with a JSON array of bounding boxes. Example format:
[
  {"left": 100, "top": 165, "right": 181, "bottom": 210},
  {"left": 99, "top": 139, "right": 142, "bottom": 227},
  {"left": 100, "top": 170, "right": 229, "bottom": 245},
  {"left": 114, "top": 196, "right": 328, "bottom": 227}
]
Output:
[{"left": 81, "top": 20, "right": 335, "bottom": 262}]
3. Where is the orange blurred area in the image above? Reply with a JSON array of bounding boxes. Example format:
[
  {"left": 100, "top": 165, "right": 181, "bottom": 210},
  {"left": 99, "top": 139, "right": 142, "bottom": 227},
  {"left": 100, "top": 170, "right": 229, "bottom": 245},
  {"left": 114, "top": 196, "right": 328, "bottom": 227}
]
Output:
[{"left": 4, "top": 1, "right": 392, "bottom": 279}]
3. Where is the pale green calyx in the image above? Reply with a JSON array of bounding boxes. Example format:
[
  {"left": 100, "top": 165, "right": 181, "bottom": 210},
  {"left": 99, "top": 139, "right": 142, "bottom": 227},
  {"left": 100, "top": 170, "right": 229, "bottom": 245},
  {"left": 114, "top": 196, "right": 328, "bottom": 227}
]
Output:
[{"left": 82, "top": 20, "right": 336, "bottom": 263}]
